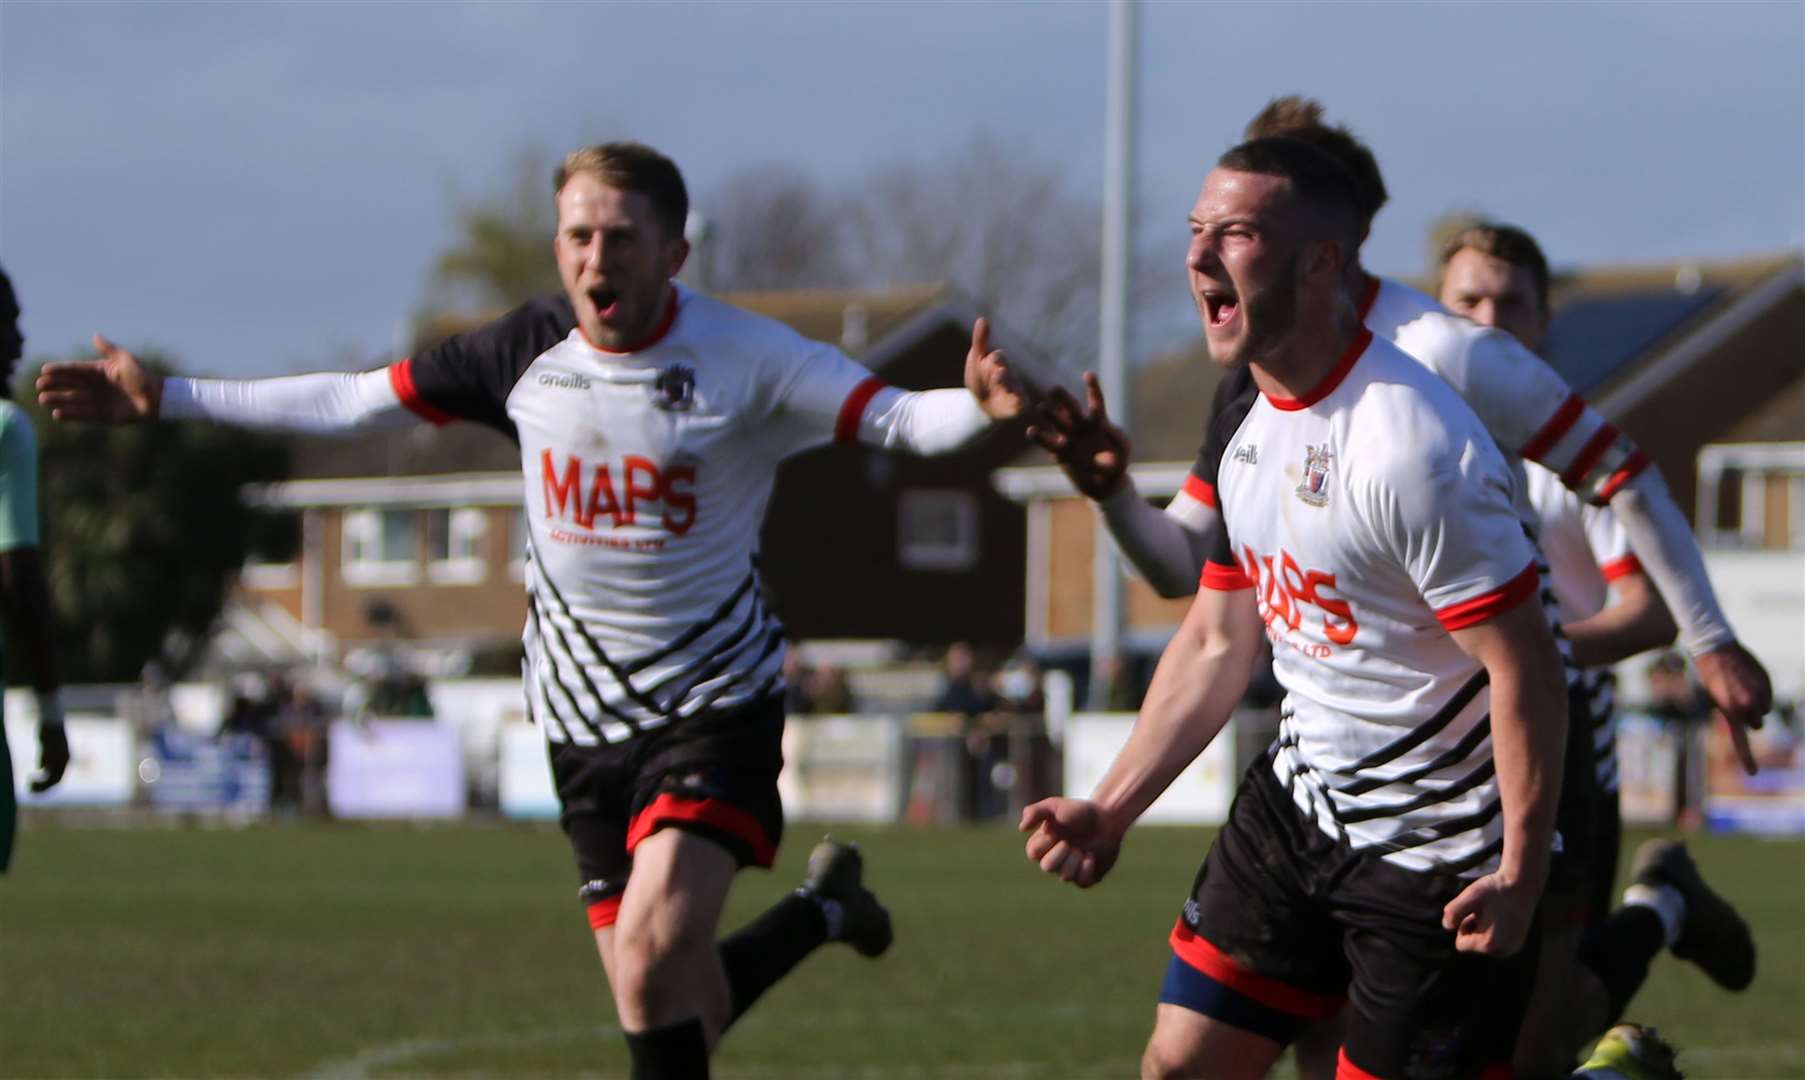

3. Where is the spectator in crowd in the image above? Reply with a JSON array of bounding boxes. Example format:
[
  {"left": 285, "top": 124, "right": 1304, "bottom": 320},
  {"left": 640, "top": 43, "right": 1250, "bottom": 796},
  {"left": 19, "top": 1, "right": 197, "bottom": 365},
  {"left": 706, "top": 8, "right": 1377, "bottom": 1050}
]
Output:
[
  {"left": 934, "top": 642, "right": 1003, "bottom": 820},
  {"left": 1645, "top": 650, "right": 1710, "bottom": 828},
  {"left": 781, "top": 649, "right": 816, "bottom": 714},
  {"left": 812, "top": 663, "right": 855, "bottom": 714}
]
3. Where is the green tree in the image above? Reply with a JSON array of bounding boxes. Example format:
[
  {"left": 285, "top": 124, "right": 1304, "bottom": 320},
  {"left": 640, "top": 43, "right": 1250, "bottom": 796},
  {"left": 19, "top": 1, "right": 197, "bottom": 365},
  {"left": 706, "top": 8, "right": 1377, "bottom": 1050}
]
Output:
[
  {"left": 22, "top": 356, "right": 289, "bottom": 683},
  {"left": 423, "top": 147, "right": 562, "bottom": 316}
]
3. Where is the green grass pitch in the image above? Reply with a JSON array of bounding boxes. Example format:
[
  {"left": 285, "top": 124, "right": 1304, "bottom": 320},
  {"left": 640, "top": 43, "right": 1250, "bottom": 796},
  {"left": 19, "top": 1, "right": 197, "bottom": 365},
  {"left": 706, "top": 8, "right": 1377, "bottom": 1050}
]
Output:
[{"left": 3, "top": 820, "right": 1799, "bottom": 1078}]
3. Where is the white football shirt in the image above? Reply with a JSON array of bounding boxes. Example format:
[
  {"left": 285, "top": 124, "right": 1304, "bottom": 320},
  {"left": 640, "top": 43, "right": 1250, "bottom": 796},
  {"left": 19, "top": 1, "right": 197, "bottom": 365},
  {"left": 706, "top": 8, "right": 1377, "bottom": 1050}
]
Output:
[
  {"left": 393, "top": 284, "right": 900, "bottom": 744},
  {"left": 1203, "top": 330, "right": 1540, "bottom": 876},
  {"left": 1526, "top": 463, "right": 1642, "bottom": 792}
]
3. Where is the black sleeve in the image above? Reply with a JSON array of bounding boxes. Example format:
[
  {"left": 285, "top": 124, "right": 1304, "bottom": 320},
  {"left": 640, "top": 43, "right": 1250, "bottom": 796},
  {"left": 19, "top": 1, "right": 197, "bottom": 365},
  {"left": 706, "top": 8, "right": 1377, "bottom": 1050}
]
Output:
[
  {"left": 401, "top": 294, "right": 576, "bottom": 439},
  {"left": 1192, "top": 366, "right": 1259, "bottom": 493}
]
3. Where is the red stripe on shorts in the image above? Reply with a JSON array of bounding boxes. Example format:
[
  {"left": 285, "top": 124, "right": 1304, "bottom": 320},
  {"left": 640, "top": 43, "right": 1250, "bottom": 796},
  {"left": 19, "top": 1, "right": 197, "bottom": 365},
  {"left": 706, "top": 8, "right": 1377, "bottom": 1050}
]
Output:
[
  {"left": 1169, "top": 921, "right": 1342, "bottom": 1020},
  {"left": 625, "top": 792, "right": 778, "bottom": 867},
  {"left": 586, "top": 894, "right": 623, "bottom": 930}
]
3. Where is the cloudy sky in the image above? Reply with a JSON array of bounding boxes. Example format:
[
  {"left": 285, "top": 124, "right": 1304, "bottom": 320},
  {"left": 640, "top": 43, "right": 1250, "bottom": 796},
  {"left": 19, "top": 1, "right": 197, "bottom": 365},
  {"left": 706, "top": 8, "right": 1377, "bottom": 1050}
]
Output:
[{"left": 3, "top": 0, "right": 1800, "bottom": 377}]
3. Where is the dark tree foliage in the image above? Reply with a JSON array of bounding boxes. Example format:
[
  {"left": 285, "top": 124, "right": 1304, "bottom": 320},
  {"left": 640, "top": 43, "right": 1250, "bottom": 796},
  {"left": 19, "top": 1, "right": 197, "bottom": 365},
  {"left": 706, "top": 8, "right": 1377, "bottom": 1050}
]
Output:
[{"left": 19, "top": 357, "right": 289, "bottom": 683}]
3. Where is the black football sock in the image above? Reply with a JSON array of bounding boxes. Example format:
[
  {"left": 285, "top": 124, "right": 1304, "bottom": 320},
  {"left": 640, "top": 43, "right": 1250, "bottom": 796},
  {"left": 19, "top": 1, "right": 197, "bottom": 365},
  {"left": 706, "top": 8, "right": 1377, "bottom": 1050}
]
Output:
[
  {"left": 624, "top": 1017, "right": 709, "bottom": 1080},
  {"left": 1577, "top": 904, "right": 1667, "bottom": 1019},
  {"left": 718, "top": 892, "right": 829, "bottom": 1026}
]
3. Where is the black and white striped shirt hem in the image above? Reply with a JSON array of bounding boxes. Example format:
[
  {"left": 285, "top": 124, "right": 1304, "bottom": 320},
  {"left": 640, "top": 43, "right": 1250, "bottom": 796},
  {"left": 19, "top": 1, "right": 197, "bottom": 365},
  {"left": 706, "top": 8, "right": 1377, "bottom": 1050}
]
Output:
[
  {"left": 522, "top": 549, "right": 785, "bottom": 745},
  {"left": 1270, "top": 670, "right": 1506, "bottom": 876}
]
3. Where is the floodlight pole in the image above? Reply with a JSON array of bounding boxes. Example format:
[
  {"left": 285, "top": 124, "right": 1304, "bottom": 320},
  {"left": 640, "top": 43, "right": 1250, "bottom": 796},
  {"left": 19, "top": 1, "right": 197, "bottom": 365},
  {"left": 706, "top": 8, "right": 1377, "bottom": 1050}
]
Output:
[{"left": 1089, "top": 0, "right": 1136, "bottom": 709}]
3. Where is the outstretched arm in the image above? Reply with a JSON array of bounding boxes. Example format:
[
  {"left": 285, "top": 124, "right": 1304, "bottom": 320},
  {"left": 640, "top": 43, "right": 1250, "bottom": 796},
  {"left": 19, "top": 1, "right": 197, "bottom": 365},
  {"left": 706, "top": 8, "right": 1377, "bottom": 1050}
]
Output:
[
  {"left": 38, "top": 335, "right": 418, "bottom": 435},
  {"left": 855, "top": 318, "right": 1030, "bottom": 456},
  {"left": 1020, "top": 580, "right": 1263, "bottom": 887},
  {"left": 1563, "top": 567, "right": 1675, "bottom": 669},
  {"left": 1609, "top": 469, "right": 1772, "bottom": 771},
  {"left": 1029, "top": 371, "right": 1218, "bottom": 597}
]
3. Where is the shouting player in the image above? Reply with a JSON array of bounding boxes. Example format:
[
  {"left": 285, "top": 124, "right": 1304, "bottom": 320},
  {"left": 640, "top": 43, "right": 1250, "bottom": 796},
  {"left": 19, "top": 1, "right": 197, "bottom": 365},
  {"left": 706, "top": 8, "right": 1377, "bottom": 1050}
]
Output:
[
  {"left": 37, "top": 143, "right": 1031, "bottom": 1079},
  {"left": 1032, "top": 98, "right": 1771, "bottom": 772},
  {"left": 0, "top": 265, "right": 72, "bottom": 874},
  {"left": 1439, "top": 222, "right": 1754, "bottom": 1076},
  {"left": 1022, "top": 136, "right": 1570, "bottom": 1079}
]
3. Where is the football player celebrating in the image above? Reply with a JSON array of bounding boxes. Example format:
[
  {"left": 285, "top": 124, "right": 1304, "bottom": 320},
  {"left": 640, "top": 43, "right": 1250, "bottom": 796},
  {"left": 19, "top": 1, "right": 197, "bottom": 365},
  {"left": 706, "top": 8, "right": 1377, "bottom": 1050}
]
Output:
[
  {"left": 1031, "top": 98, "right": 1771, "bottom": 774},
  {"left": 1023, "top": 136, "right": 1569, "bottom": 1080},
  {"left": 38, "top": 142, "right": 1031, "bottom": 1080},
  {"left": 1439, "top": 222, "right": 1753, "bottom": 1076}
]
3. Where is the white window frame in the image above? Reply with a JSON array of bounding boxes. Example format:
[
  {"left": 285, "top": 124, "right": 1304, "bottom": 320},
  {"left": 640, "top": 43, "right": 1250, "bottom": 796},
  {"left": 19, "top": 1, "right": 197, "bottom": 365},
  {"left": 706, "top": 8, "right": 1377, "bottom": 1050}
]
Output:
[
  {"left": 425, "top": 507, "right": 488, "bottom": 586},
  {"left": 897, "top": 488, "right": 979, "bottom": 572},
  {"left": 342, "top": 508, "right": 419, "bottom": 588}
]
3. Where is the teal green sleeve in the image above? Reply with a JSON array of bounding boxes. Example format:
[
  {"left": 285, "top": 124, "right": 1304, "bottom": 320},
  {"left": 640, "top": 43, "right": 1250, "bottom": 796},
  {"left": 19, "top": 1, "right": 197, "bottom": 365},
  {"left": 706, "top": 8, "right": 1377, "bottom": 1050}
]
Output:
[{"left": 0, "top": 404, "right": 41, "bottom": 552}]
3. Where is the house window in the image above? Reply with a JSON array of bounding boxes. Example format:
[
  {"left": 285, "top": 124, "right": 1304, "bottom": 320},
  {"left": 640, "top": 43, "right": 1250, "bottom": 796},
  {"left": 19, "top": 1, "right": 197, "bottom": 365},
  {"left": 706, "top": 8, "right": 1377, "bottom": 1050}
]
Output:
[
  {"left": 343, "top": 508, "right": 419, "bottom": 587},
  {"left": 242, "top": 508, "right": 301, "bottom": 589},
  {"left": 898, "top": 489, "right": 979, "bottom": 572},
  {"left": 426, "top": 507, "right": 488, "bottom": 585}
]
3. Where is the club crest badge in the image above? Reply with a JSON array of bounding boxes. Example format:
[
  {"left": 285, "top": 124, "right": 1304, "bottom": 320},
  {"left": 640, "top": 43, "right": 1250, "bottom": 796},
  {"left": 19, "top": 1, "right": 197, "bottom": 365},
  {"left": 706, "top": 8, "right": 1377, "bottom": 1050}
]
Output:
[
  {"left": 652, "top": 364, "right": 696, "bottom": 412},
  {"left": 1296, "top": 445, "right": 1333, "bottom": 507}
]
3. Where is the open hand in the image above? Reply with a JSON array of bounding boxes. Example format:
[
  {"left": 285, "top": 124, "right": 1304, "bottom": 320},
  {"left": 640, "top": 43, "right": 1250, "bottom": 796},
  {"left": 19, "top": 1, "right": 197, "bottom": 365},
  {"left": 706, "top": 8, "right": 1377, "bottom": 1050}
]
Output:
[
  {"left": 964, "top": 317, "right": 1031, "bottom": 422},
  {"left": 1028, "top": 371, "right": 1131, "bottom": 500},
  {"left": 35, "top": 334, "right": 163, "bottom": 423}
]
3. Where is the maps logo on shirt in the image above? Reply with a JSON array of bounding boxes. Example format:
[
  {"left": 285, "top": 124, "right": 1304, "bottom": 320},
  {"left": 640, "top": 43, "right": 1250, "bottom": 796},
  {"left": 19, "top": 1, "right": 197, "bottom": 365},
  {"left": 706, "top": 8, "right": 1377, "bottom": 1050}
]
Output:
[
  {"left": 1296, "top": 445, "right": 1333, "bottom": 507},
  {"left": 652, "top": 364, "right": 696, "bottom": 412}
]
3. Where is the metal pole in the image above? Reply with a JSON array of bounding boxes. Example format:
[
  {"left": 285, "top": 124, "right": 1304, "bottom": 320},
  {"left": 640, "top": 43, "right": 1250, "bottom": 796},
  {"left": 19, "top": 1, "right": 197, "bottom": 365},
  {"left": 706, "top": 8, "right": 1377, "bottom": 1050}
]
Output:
[{"left": 1089, "top": 0, "right": 1135, "bottom": 708}]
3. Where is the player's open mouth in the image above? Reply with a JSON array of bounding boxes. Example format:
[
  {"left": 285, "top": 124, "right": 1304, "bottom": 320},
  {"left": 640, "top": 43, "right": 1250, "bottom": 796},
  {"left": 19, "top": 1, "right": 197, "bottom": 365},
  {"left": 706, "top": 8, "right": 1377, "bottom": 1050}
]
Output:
[
  {"left": 591, "top": 288, "right": 620, "bottom": 320},
  {"left": 1203, "top": 290, "right": 1238, "bottom": 328}
]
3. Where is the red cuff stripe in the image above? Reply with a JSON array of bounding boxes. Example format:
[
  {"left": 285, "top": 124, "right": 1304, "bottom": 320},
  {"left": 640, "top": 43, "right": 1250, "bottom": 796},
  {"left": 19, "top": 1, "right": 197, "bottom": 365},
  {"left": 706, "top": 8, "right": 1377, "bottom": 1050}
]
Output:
[
  {"left": 1519, "top": 394, "right": 1584, "bottom": 463},
  {"left": 586, "top": 895, "right": 623, "bottom": 930},
  {"left": 1592, "top": 449, "right": 1650, "bottom": 505},
  {"left": 1560, "top": 424, "right": 1621, "bottom": 489},
  {"left": 388, "top": 359, "right": 456, "bottom": 426},
  {"left": 1478, "top": 1063, "right": 1514, "bottom": 1080},
  {"left": 1169, "top": 922, "right": 1343, "bottom": 1019},
  {"left": 1200, "top": 560, "right": 1253, "bottom": 592},
  {"left": 1181, "top": 473, "right": 1217, "bottom": 508},
  {"left": 1337, "top": 1049, "right": 1384, "bottom": 1080},
  {"left": 1435, "top": 561, "right": 1540, "bottom": 631},
  {"left": 834, "top": 376, "right": 889, "bottom": 443},
  {"left": 1600, "top": 554, "right": 1643, "bottom": 582},
  {"left": 625, "top": 792, "right": 778, "bottom": 867}
]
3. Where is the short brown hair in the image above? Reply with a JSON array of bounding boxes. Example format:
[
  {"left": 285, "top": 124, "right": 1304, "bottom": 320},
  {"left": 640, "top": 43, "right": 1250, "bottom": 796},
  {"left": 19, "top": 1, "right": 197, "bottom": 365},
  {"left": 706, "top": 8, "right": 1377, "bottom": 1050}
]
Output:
[
  {"left": 555, "top": 142, "right": 689, "bottom": 240},
  {"left": 1244, "top": 96, "right": 1388, "bottom": 227},
  {"left": 1439, "top": 222, "right": 1551, "bottom": 311},
  {"left": 1217, "top": 136, "right": 1362, "bottom": 252}
]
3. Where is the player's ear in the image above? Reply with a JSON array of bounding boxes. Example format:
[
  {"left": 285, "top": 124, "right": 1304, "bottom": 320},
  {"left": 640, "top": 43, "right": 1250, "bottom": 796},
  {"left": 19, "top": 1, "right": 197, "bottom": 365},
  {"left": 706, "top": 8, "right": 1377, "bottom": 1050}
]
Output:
[
  {"left": 1301, "top": 238, "right": 1342, "bottom": 286},
  {"left": 664, "top": 234, "right": 691, "bottom": 279}
]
